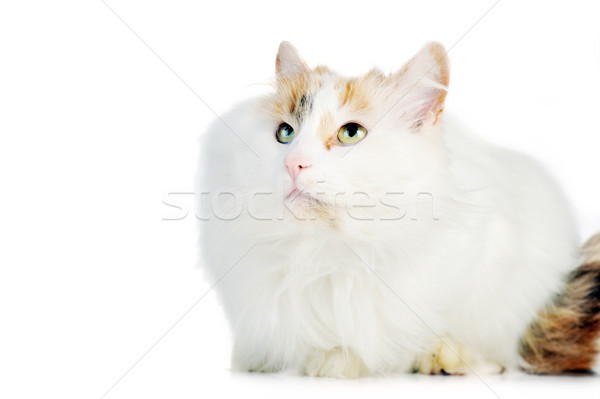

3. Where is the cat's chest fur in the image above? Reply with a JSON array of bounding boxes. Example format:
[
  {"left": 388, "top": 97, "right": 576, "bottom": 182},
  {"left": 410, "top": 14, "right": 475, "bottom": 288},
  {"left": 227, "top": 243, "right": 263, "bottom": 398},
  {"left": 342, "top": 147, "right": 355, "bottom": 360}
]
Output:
[{"left": 214, "top": 220, "right": 476, "bottom": 373}]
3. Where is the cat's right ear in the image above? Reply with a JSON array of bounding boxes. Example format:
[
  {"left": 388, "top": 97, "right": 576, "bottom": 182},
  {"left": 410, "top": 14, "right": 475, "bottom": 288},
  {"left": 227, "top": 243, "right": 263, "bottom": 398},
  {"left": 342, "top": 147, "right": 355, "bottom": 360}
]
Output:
[{"left": 276, "top": 41, "right": 309, "bottom": 78}]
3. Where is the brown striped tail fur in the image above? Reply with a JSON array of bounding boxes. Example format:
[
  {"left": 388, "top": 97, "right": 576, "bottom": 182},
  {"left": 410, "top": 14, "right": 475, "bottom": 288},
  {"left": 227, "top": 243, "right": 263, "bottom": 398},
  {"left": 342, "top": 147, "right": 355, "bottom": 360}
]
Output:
[{"left": 520, "top": 233, "right": 600, "bottom": 374}]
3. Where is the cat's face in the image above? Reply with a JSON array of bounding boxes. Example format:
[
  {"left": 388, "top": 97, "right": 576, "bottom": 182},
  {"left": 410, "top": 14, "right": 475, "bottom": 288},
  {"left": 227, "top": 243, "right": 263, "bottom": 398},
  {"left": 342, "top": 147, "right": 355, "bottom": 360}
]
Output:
[{"left": 258, "top": 42, "right": 450, "bottom": 223}]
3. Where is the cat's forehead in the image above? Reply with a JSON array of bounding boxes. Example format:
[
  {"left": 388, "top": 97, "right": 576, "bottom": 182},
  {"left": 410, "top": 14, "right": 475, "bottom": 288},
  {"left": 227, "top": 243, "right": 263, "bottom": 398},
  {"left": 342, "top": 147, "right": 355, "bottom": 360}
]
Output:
[{"left": 269, "top": 67, "right": 387, "bottom": 129}]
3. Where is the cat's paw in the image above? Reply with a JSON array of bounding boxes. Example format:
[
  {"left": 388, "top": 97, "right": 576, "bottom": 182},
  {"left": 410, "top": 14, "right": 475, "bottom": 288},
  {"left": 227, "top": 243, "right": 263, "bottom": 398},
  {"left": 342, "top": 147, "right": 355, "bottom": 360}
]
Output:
[
  {"left": 305, "top": 347, "right": 370, "bottom": 378},
  {"left": 413, "top": 338, "right": 504, "bottom": 375}
]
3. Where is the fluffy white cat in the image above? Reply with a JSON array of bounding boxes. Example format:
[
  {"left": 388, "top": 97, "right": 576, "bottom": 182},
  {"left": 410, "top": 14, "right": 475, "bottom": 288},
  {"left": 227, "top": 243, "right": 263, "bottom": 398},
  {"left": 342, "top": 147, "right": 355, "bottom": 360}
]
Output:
[{"left": 197, "top": 41, "right": 600, "bottom": 377}]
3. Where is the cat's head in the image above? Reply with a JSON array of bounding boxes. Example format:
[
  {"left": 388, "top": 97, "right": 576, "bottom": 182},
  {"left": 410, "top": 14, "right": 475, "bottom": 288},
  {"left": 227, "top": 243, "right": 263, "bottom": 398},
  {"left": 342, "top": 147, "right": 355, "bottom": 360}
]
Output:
[{"left": 257, "top": 41, "right": 451, "bottom": 223}]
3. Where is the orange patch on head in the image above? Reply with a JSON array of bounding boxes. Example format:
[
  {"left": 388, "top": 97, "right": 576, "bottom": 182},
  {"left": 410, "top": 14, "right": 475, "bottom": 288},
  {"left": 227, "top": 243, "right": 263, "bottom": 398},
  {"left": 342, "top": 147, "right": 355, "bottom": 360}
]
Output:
[
  {"left": 313, "top": 65, "right": 331, "bottom": 75},
  {"left": 266, "top": 70, "right": 323, "bottom": 126},
  {"left": 318, "top": 111, "right": 336, "bottom": 150},
  {"left": 336, "top": 68, "right": 382, "bottom": 114}
]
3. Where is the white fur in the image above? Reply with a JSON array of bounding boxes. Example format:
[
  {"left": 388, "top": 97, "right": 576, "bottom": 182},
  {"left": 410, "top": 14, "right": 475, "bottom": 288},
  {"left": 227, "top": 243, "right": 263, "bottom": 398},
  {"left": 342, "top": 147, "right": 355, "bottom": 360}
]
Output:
[{"left": 197, "top": 47, "right": 579, "bottom": 376}]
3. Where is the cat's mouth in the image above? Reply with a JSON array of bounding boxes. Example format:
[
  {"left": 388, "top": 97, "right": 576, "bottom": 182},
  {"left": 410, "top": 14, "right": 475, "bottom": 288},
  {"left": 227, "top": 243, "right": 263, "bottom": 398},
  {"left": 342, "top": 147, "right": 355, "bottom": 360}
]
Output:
[
  {"left": 285, "top": 187, "right": 325, "bottom": 205},
  {"left": 284, "top": 186, "right": 333, "bottom": 221},
  {"left": 286, "top": 188, "right": 302, "bottom": 201}
]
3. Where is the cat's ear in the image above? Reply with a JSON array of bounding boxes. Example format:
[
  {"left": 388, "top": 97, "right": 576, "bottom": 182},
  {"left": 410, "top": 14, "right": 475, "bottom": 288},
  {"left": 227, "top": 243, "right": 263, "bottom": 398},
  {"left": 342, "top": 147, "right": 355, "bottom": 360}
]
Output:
[
  {"left": 276, "top": 41, "right": 309, "bottom": 78},
  {"left": 393, "top": 42, "right": 449, "bottom": 128}
]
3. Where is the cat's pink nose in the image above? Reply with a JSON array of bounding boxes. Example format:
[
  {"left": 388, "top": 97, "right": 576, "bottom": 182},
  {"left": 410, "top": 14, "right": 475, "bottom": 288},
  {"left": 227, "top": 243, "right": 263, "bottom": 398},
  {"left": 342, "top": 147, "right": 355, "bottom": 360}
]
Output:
[{"left": 284, "top": 154, "right": 311, "bottom": 181}]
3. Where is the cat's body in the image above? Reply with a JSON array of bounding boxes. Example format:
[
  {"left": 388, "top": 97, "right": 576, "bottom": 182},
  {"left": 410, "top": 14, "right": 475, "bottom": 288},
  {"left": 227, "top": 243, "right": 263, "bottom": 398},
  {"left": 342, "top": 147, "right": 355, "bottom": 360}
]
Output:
[{"left": 198, "top": 42, "right": 600, "bottom": 376}]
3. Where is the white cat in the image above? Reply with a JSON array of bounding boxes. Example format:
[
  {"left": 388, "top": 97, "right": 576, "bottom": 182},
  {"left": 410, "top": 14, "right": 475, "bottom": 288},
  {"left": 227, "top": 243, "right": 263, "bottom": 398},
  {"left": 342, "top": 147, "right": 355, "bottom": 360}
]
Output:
[{"left": 197, "top": 41, "right": 600, "bottom": 377}]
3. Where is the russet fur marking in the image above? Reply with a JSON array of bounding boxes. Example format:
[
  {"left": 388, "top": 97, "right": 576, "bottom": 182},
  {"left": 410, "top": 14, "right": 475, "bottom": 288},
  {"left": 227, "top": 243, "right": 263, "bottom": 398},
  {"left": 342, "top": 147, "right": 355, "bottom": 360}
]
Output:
[{"left": 520, "top": 233, "right": 600, "bottom": 374}]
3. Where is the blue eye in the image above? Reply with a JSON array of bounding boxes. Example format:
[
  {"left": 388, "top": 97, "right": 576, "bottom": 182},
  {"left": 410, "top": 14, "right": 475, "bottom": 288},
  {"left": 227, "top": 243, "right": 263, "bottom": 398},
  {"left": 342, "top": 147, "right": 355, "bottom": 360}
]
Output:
[{"left": 276, "top": 122, "right": 296, "bottom": 143}]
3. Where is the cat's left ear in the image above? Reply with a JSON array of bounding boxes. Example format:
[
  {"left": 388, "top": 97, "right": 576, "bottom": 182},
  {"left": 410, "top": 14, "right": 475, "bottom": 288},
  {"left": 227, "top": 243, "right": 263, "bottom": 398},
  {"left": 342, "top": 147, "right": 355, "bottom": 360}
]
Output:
[
  {"left": 393, "top": 42, "right": 449, "bottom": 128},
  {"left": 276, "top": 41, "right": 309, "bottom": 78}
]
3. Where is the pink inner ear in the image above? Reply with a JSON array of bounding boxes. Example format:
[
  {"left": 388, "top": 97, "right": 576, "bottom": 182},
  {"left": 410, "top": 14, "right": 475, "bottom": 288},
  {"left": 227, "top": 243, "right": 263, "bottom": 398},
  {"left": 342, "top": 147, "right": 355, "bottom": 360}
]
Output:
[
  {"left": 276, "top": 41, "right": 309, "bottom": 77},
  {"left": 395, "top": 42, "right": 450, "bottom": 128}
]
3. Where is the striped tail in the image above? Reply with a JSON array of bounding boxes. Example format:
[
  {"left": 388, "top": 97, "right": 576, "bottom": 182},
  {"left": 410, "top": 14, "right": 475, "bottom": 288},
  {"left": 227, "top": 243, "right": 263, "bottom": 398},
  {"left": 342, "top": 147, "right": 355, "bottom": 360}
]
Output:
[{"left": 520, "top": 233, "right": 600, "bottom": 374}]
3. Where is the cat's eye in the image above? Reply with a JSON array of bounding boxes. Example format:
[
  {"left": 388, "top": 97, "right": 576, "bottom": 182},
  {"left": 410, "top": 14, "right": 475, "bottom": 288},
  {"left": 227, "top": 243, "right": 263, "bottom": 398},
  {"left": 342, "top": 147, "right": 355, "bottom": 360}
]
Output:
[
  {"left": 276, "top": 122, "right": 296, "bottom": 144},
  {"left": 337, "top": 123, "right": 367, "bottom": 145}
]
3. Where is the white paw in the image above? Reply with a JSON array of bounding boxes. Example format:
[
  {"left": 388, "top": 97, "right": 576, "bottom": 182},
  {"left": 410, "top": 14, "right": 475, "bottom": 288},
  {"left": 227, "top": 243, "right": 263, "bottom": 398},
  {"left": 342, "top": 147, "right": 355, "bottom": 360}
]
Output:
[
  {"left": 413, "top": 338, "right": 504, "bottom": 375},
  {"left": 305, "top": 347, "right": 370, "bottom": 378}
]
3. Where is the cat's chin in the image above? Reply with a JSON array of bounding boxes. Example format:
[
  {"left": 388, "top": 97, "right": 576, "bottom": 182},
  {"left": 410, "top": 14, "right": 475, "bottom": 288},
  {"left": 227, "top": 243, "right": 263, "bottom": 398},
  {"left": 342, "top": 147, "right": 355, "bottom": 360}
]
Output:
[{"left": 283, "top": 191, "right": 334, "bottom": 223}]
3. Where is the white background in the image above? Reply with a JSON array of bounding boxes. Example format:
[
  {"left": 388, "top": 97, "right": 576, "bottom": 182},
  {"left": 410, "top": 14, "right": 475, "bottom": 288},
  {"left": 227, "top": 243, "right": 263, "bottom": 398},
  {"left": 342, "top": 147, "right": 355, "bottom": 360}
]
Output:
[{"left": 1, "top": 1, "right": 600, "bottom": 398}]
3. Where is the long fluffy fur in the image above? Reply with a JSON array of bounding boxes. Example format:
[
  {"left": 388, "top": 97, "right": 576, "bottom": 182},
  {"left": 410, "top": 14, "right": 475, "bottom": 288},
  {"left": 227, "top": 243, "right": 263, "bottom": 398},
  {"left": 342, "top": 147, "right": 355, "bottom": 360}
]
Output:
[
  {"left": 520, "top": 233, "right": 600, "bottom": 374},
  {"left": 198, "top": 42, "right": 596, "bottom": 376}
]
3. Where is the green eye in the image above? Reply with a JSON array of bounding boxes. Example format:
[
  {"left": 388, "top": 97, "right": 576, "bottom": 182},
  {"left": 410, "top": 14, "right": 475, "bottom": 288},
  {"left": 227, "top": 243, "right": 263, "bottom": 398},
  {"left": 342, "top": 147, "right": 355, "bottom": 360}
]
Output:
[
  {"left": 276, "top": 122, "right": 296, "bottom": 144},
  {"left": 337, "top": 123, "right": 367, "bottom": 145}
]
